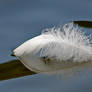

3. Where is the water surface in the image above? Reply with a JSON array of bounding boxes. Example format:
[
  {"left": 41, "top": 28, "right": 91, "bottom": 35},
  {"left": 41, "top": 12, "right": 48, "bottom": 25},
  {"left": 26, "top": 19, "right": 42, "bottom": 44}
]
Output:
[{"left": 0, "top": 0, "right": 92, "bottom": 92}]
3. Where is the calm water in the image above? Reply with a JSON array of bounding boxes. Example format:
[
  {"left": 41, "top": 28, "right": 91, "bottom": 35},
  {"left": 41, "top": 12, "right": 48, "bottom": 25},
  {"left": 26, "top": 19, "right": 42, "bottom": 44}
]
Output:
[{"left": 0, "top": 0, "right": 92, "bottom": 92}]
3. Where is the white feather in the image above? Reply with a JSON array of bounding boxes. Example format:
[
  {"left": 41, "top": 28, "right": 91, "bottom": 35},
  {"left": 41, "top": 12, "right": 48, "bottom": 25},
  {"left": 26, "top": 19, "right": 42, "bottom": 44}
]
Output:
[{"left": 13, "top": 23, "right": 92, "bottom": 74}]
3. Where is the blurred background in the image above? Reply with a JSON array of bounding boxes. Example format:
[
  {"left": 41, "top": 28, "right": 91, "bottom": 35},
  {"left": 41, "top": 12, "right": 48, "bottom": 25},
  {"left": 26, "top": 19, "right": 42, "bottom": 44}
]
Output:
[
  {"left": 0, "top": 0, "right": 92, "bottom": 63},
  {"left": 0, "top": 0, "right": 92, "bottom": 92}
]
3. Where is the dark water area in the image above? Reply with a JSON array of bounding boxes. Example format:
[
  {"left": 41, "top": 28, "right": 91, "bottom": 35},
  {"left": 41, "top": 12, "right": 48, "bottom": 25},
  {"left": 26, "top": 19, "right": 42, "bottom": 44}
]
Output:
[{"left": 0, "top": 0, "right": 92, "bottom": 92}]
